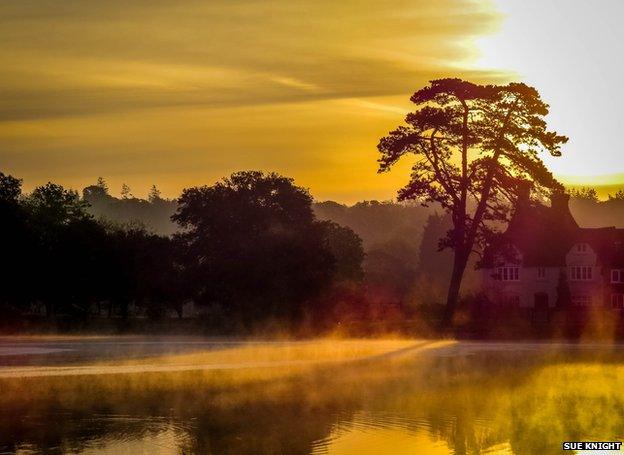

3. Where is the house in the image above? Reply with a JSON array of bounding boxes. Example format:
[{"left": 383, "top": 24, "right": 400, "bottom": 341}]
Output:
[{"left": 481, "top": 184, "right": 624, "bottom": 320}]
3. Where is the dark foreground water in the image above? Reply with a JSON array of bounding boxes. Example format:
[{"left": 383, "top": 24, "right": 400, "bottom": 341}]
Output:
[{"left": 1, "top": 338, "right": 623, "bottom": 454}]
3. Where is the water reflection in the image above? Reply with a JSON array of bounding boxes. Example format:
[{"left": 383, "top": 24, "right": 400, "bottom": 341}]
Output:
[
  {"left": 312, "top": 412, "right": 479, "bottom": 454},
  {"left": 2, "top": 342, "right": 624, "bottom": 454}
]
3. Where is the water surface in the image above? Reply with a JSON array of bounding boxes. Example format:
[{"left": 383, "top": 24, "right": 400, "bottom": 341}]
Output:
[{"left": 1, "top": 338, "right": 623, "bottom": 454}]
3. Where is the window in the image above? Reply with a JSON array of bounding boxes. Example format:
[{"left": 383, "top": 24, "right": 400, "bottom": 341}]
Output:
[
  {"left": 497, "top": 267, "right": 519, "bottom": 281},
  {"left": 537, "top": 267, "right": 546, "bottom": 279},
  {"left": 576, "top": 243, "right": 588, "bottom": 252},
  {"left": 570, "top": 266, "right": 593, "bottom": 281},
  {"left": 612, "top": 269, "right": 624, "bottom": 283},
  {"left": 572, "top": 295, "right": 592, "bottom": 307},
  {"left": 505, "top": 295, "right": 520, "bottom": 306},
  {"left": 612, "top": 294, "right": 624, "bottom": 309}
]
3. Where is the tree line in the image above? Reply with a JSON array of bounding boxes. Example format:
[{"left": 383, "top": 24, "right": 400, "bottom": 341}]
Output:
[
  {"left": 0, "top": 170, "right": 366, "bottom": 332},
  {"left": 81, "top": 177, "right": 466, "bottom": 324},
  {"left": 6, "top": 162, "right": 617, "bottom": 333},
  {"left": 5, "top": 79, "right": 614, "bottom": 332}
]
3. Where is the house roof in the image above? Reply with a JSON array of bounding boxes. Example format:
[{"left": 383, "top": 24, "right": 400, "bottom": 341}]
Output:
[{"left": 482, "top": 193, "right": 624, "bottom": 268}]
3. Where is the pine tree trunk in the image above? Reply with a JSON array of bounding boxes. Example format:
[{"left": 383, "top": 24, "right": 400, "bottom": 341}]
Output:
[{"left": 443, "top": 249, "right": 469, "bottom": 326}]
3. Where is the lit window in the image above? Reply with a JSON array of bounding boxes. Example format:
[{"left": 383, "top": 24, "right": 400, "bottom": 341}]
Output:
[
  {"left": 497, "top": 267, "right": 520, "bottom": 281},
  {"left": 570, "top": 266, "right": 593, "bottom": 281},
  {"left": 537, "top": 267, "right": 546, "bottom": 279},
  {"left": 612, "top": 270, "right": 624, "bottom": 283},
  {"left": 572, "top": 295, "right": 591, "bottom": 307},
  {"left": 612, "top": 294, "right": 624, "bottom": 309}
]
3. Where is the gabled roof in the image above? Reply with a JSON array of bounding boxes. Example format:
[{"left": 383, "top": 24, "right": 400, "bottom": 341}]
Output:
[{"left": 482, "top": 193, "right": 624, "bottom": 268}]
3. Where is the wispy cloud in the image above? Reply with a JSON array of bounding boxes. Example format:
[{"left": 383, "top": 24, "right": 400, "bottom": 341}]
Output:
[
  {"left": 0, "top": 0, "right": 505, "bottom": 121},
  {"left": 268, "top": 76, "right": 321, "bottom": 92},
  {"left": 0, "top": 0, "right": 509, "bottom": 200}
]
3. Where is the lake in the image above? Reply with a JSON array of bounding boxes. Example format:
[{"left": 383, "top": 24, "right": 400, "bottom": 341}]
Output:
[{"left": 1, "top": 337, "right": 623, "bottom": 454}]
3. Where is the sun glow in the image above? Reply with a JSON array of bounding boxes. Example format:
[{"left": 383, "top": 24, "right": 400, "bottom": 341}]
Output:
[
  {"left": 474, "top": 0, "right": 624, "bottom": 189},
  {"left": 2, "top": 0, "right": 624, "bottom": 199}
]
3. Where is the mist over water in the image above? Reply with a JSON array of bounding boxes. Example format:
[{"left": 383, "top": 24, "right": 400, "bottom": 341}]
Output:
[{"left": 2, "top": 338, "right": 624, "bottom": 454}]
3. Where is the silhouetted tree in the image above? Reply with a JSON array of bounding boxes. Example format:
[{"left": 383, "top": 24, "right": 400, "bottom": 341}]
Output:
[
  {"left": 55, "top": 217, "right": 111, "bottom": 318},
  {"left": 318, "top": 220, "right": 364, "bottom": 282},
  {"left": 26, "top": 183, "right": 90, "bottom": 225},
  {"left": 0, "top": 172, "right": 32, "bottom": 316},
  {"left": 148, "top": 185, "right": 162, "bottom": 203},
  {"left": 120, "top": 183, "right": 132, "bottom": 199},
  {"left": 608, "top": 189, "right": 624, "bottom": 201},
  {"left": 83, "top": 180, "right": 178, "bottom": 236},
  {"left": 96, "top": 177, "right": 108, "bottom": 193},
  {"left": 173, "top": 171, "right": 338, "bottom": 326},
  {"left": 0, "top": 172, "right": 22, "bottom": 202},
  {"left": 378, "top": 78, "right": 567, "bottom": 324},
  {"left": 310, "top": 221, "right": 366, "bottom": 326},
  {"left": 24, "top": 183, "right": 101, "bottom": 317},
  {"left": 83, "top": 185, "right": 110, "bottom": 204},
  {"left": 569, "top": 187, "right": 598, "bottom": 202},
  {"left": 106, "top": 226, "right": 181, "bottom": 320}
]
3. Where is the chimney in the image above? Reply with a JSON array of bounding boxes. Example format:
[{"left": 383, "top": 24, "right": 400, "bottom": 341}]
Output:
[
  {"left": 550, "top": 190, "right": 579, "bottom": 228},
  {"left": 550, "top": 191, "right": 570, "bottom": 212}
]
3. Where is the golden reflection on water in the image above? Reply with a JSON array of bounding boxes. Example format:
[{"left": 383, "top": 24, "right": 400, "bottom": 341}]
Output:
[
  {"left": 311, "top": 412, "right": 515, "bottom": 455},
  {"left": 78, "top": 423, "right": 193, "bottom": 455},
  {"left": 316, "top": 424, "right": 455, "bottom": 454},
  {"left": 2, "top": 339, "right": 624, "bottom": 454}
]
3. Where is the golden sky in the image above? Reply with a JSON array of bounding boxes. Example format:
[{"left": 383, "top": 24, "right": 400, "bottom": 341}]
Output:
[{"left": 0, "top": 0, "right": 621, "bottom": 201}]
